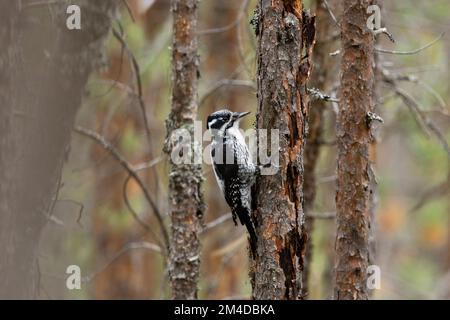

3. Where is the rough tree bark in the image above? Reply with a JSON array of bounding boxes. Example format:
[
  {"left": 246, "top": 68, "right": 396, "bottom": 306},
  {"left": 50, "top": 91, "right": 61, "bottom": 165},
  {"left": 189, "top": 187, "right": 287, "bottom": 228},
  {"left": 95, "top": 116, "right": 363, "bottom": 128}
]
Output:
[
  {"left": 302, "top": 0, "right": 338, "bottom": 297},
  {"left": 165, "top": 0, "right": 204, "bottom": 300},
  {"left": 0, "top": 0, "right": 117, "bottom": 299},
  {"left": 251, "top": 0, "right": 315, "bottom": 300},
  {"left": 334, "top": 0, "right": 375, "bottom": 300}
]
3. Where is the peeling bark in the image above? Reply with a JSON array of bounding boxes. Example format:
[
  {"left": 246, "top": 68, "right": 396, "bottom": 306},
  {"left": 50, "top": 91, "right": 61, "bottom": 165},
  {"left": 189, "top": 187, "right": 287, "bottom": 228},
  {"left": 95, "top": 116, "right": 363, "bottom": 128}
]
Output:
[
  {"left": 165, "top": 0, "right": 204, "bottom": 300},
  {"left": 0, "top": 0, "right": 117, "bottom": 299},
  {"left": 334, "top": 0, "right": 375, "bottom": 300},
  {"left": 251, "top": 0, "right": 315, "bottom": 300},
  {"left": 302, "top": 0, "right": 338, "bottom": 297}
]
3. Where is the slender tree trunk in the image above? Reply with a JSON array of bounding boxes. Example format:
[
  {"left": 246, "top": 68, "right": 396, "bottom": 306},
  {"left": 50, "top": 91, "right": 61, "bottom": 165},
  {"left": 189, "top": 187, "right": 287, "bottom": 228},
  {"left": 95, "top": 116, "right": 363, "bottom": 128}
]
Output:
[
  {"left": 251, "top": 0, "right": 315, "bottom": 300},
  {"left": 302, "top": 0, "right": 338, "bottom": 297},
  {"left": 202, "top": 0, "right": 248, "bottom": 299},
  {"left": 165, "top": 0, "right": 204, "bottom": 300},
  {"left": 368, "top": 0, "right": 384, "bottom": 270},
  {"left": 334, "top": 0, "right": 375, "bottom": 300},
  {"left": 0, "top": 0, "right": 117, "bottom": 299}
]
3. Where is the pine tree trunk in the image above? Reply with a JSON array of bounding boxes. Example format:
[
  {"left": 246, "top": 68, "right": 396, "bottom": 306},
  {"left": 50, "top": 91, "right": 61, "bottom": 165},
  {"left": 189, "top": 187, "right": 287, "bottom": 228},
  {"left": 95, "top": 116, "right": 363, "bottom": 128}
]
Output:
[
  {"left": 165, "top": 0, "right": 204, "bottom": 300},
  {"left": 0, "top": 0, "right": 117, "bottom": 299},
  {"left": 334, "top": 0, "right": 375, "bottom": 300},
  {"left": 251, "top": 0, "right": 315, "bottom": 300},
  {"left": 302, "top": 0, "right": 339, "bottom": 297}
]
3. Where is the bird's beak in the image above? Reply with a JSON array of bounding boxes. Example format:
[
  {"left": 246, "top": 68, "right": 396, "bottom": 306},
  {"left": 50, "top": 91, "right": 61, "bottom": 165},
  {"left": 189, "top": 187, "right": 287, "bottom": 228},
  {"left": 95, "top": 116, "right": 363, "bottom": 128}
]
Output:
[{"left": 235, "top": 111, "right": 251, "bottom": 119}]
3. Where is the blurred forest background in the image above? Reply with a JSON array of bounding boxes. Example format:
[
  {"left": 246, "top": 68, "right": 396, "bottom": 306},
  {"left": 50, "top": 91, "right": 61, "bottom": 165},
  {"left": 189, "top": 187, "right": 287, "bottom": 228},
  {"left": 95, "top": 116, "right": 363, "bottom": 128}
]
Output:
[{"left": 33, "top": 0, "right": 450, "bottom": 299}]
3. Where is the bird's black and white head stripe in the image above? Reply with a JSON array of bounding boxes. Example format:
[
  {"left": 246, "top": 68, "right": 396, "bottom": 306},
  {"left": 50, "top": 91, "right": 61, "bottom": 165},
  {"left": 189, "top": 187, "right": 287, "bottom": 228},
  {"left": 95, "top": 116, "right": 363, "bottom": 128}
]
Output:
[
  {"left": 207, "top": 108, "right": 250, "bottom": 136},
  {"left": 206, "top": 109, "right": 233, "bottom": 130}
]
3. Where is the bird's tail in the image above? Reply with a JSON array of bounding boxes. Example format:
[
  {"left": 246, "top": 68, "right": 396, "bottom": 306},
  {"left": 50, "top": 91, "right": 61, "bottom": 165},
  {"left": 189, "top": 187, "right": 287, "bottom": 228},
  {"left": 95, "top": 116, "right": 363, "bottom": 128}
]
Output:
[
  {"left": 235, "top": 206, "right": 258, "bottom": 257},
  {"left": 246, "top": 220, "right": 258, "bottom": 258}
]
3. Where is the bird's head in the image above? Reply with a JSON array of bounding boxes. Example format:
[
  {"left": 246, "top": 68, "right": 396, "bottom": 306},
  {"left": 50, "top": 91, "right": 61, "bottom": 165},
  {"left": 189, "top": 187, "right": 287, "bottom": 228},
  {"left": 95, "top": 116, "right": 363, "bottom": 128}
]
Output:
[{"left": 206, "top": 109, "right": 250, "bottom": 136}]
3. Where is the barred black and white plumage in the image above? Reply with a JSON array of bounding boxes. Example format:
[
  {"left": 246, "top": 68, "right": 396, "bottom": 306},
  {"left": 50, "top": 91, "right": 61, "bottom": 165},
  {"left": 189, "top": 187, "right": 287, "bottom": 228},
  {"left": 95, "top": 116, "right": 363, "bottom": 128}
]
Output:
[{"left": 207, "top": 109, "right": 257, "bottom": 255}]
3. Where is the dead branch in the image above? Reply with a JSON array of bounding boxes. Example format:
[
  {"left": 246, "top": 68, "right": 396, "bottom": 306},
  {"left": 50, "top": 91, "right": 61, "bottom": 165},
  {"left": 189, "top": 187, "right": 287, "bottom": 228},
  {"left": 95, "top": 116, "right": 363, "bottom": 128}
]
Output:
[
  {"left": 376, "top": 32, "right": 444, "bottom": 55},
  {"left": 308, "top": 87, "right": 340, "bottom": 103},
  {"left": 307, "top": 212, "right": 336, "bottom": 219},
  {"left": 199, "top": 79, "right": 256, "bottom": 107},
  {"left": 112, "top": 28, "right": 153, "bottom": 153},
  {"left": 410, "top": 168, "right": 450, "bottom": 213},
  {"left": 386, "top": 85, "right": 450, "bottom": 158},
  {"left": 322, "top": 0, "right": 340, "bottom": 28},
  {"left": 133, "top": 156, "right": 164, "bottom": 172},
  {"left": 55, "top": 199, "right": 85, "bottom": 227},
  {"left": 82, "top": 241, "right": 162, "bottom": 283},
  {"left": 120, "top": 0, "right": 136, "bottom": 23},
  {"left": 371, "top": 27, "right": 395, "bottom": 43},
  {"left": 122, "top": 175, "right": 165, "bottom": 250},
  {"left": 198, "top": 0, "right": 250, "bottom": 35},
  {"left": 201, "top": 213, "right": 233, "bottom": 234},
  {"left": 73, "top": 126, "right": 170, "bottom": 250}
]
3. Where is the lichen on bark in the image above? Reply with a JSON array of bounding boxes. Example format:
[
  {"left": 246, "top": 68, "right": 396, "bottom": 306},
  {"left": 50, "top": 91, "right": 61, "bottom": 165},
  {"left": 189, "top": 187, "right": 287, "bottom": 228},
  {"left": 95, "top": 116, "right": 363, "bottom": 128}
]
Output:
[{"left": 165, "top": 0, "right": 204, "bottom": 300}]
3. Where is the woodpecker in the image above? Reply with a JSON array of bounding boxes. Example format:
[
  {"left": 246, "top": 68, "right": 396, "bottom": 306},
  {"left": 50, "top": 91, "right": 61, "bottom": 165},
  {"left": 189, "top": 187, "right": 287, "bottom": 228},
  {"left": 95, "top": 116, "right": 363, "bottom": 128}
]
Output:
[{"left": 207, "top": 109, "right": 257, "bottom": 255}]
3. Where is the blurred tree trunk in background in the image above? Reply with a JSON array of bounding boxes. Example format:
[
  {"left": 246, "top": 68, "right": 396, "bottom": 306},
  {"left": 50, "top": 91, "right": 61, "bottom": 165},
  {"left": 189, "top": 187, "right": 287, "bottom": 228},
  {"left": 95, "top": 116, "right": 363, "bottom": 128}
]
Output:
[
  {"left": 165, "top": 0, "right": 204, "bottom": 300},
  {"left": 201, "top": 0, "right": 248, "bottom": 299},
  {"left": 302, "top": 0, "right": 338, "bottom": 298},
  {"left": 369, "top": 0, "right": 383, "bottom": 275},
  {"left": 334, "top": 0, "right": 375, "bottom": 300},
  {"left": 0, "top": 0, "right": 117, "bottom": 299},
  {"left": 251, "top": 0, "right": 315, "bottom": 300}
]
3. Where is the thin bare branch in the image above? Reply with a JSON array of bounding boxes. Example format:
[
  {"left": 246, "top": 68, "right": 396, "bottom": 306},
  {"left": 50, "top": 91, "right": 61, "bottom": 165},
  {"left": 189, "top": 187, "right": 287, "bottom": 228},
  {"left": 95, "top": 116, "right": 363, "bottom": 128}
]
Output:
[
  {"left": 56, "top": 199, "right": 85, "bottom": 227},
  {"left": 82, "top": 241, "right": 162, "bottom": 283},
  {"left": 308, "top": 87, "right": 340, "bottom": 103},
  {"left": 120, "top": 0, "right": 136, "bottom": 23},
  {"left": 322, "top": 0, "right": 340, "bottom": 28},
  {"left": 132, "top": 156, "right": 164, "bottom": 172},
  {"left": 307, "top": 212, "right": 336, "bottom": 219},
  {"left": 317, "top": 174, "right": 337, "bottom": 184},
  {"left": 381, "top": 68, "right": 450, "bottom": 158},
  {"left": 200, "top": 79, "right": 256, "bottom": 107},
  {"left": 122, "top": 175, "right": 165, "bottom": 251},
  {"left": 372, "top": 27, "right": 395, "bottom": 43},
  {"left": 73, "top": 126, "right": 170, "bottom": 250},
  {"left": 201, "top": 213, "right": 233, "bottom": 234},
  {"left": 392, "top": 74, "right": 448, "bottom": 113},
  {"left": 410, "top": 169, "right": 450, "bottom": 213},
  {"left": 376, "top": 32, "right": 444, "bottom": 55},
  {"left": 390, "top": 86, "right": 450, "bottom": 158},
  {"left": 198, "top": 0, "right": 250, "bottom": 35},
  {"left": 112, "top": 28, "right": 153, "bottom": 152}
]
